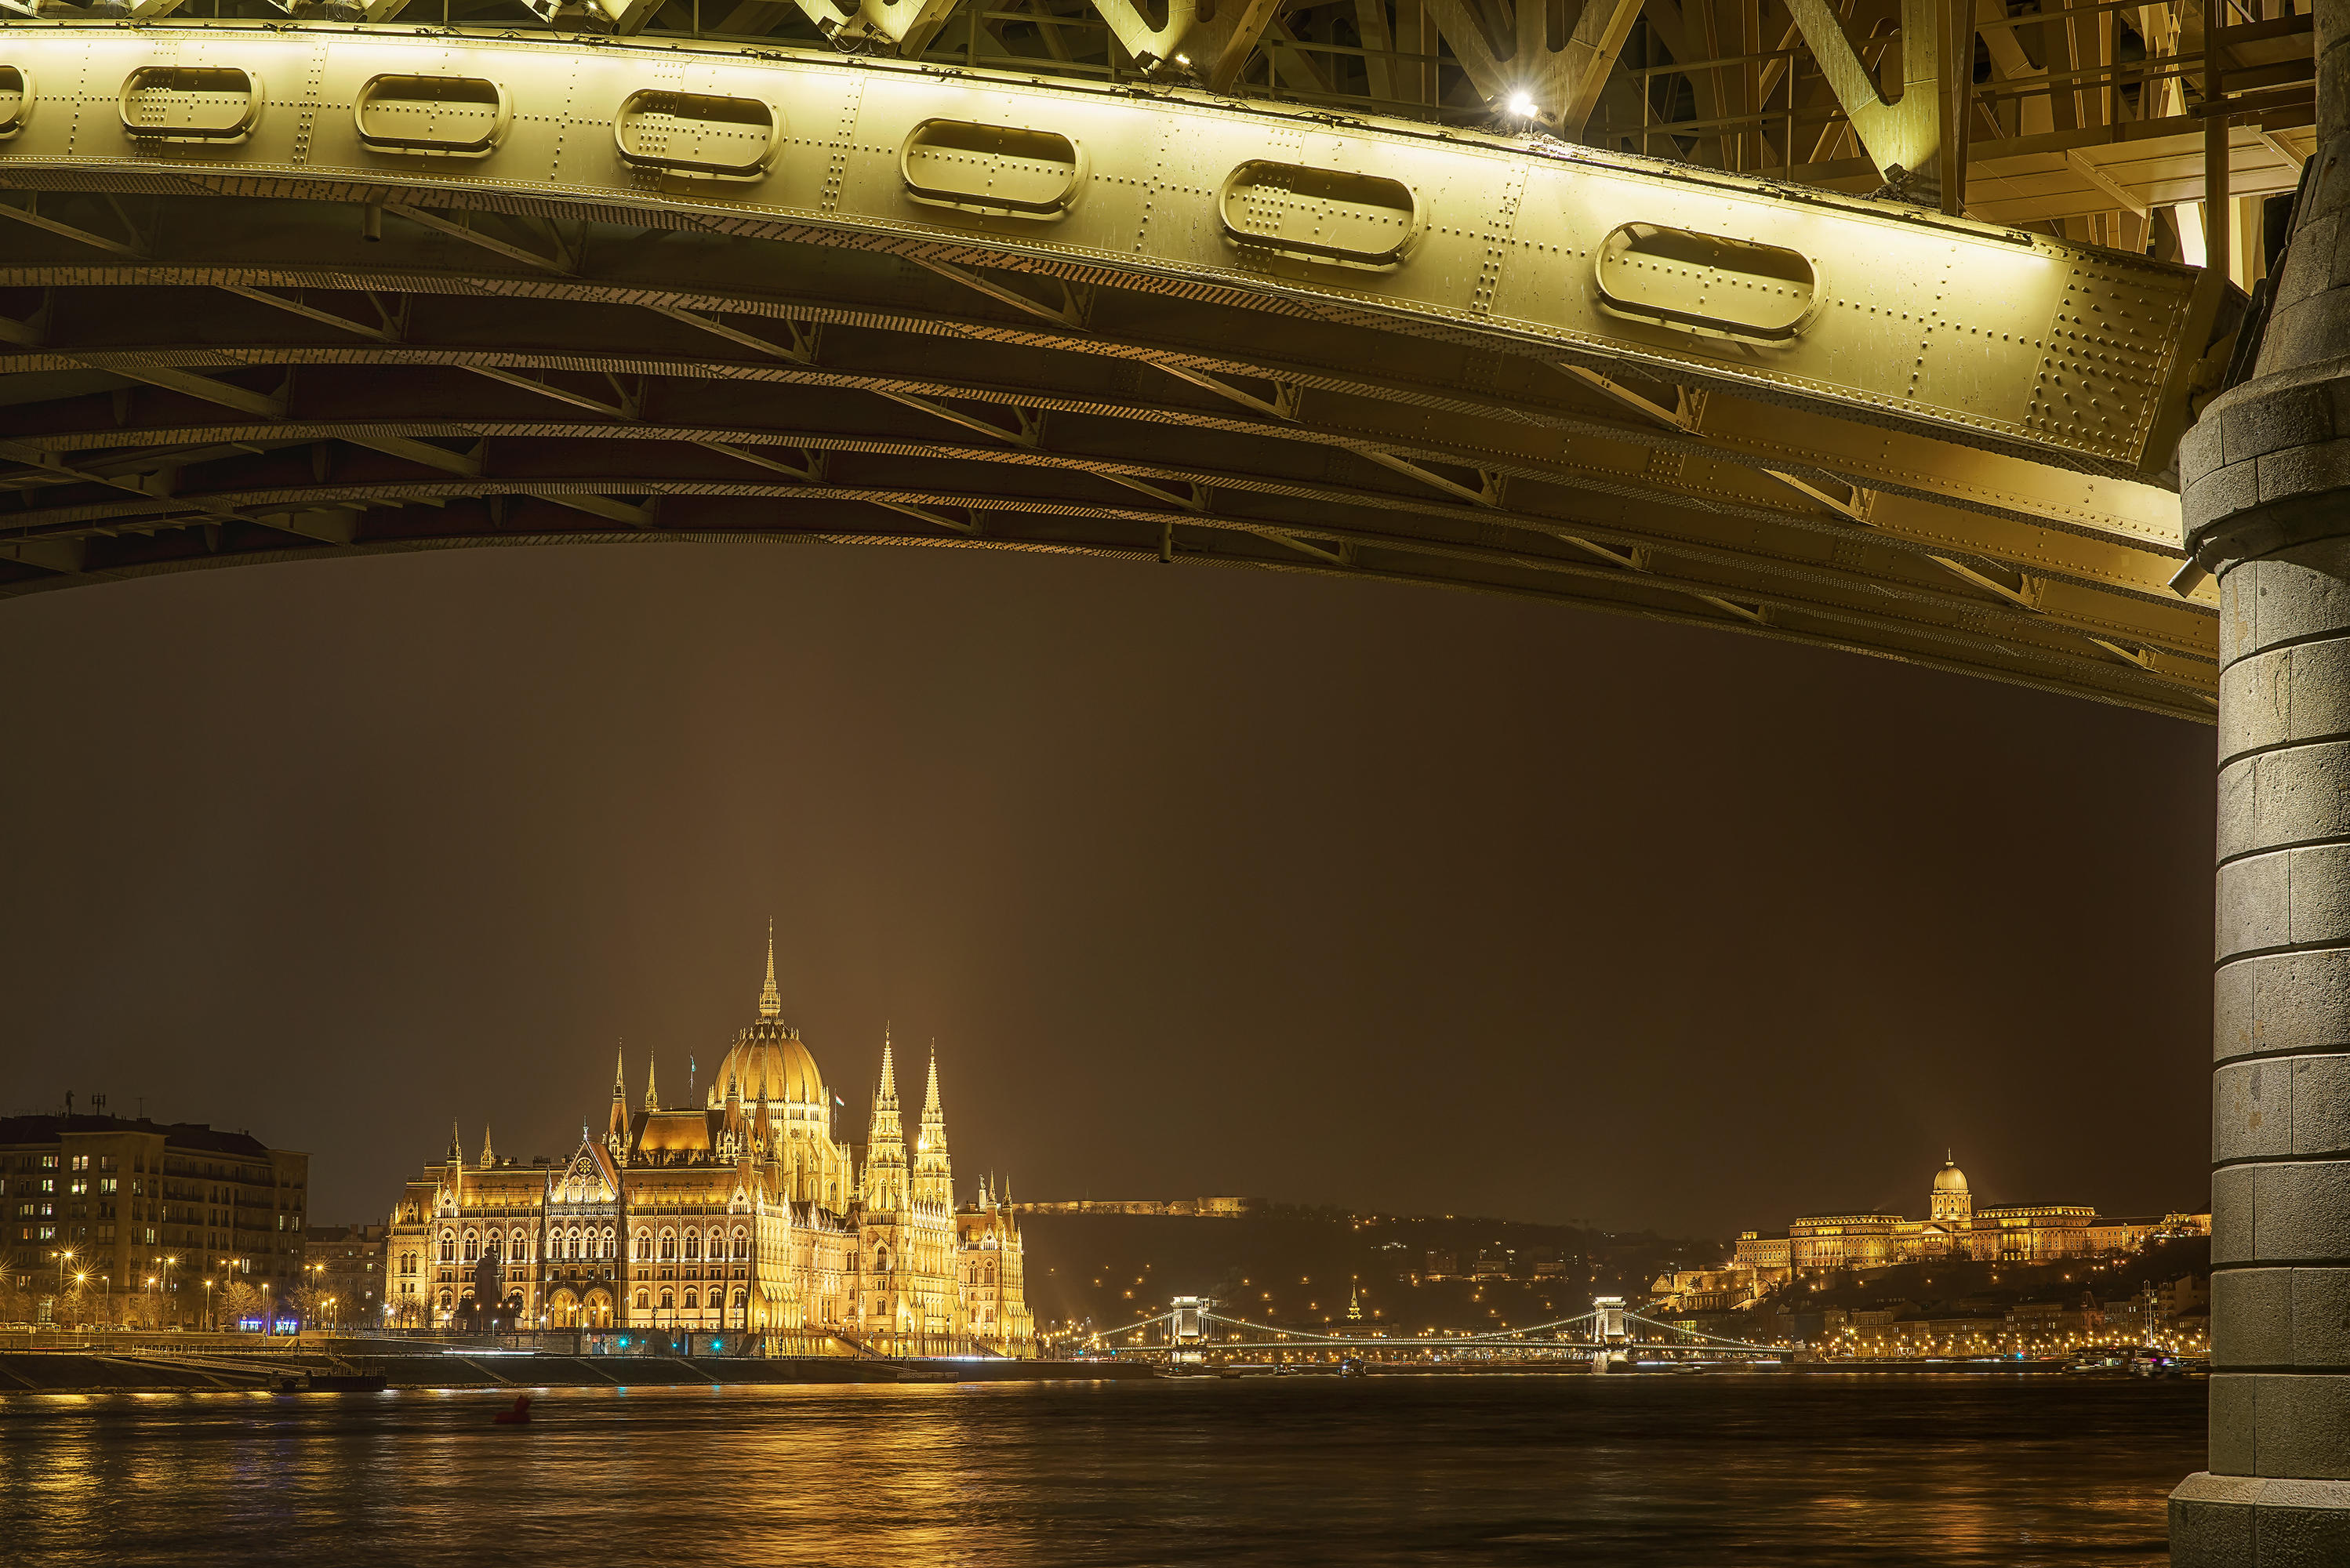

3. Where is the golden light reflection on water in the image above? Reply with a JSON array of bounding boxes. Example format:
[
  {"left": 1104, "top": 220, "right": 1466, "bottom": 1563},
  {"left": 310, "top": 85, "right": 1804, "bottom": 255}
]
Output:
[{"left": 0, "top": 1377, "right": 2198, "bottom": 1566}]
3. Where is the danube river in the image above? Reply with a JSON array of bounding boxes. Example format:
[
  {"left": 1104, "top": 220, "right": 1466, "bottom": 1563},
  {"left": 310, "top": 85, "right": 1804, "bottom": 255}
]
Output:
[{"left": 1, "top": 1374, "right": 2200, "bottom": 1566}]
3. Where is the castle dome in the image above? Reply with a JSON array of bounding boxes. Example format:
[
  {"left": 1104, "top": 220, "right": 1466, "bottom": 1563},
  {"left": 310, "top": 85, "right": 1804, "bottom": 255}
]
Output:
[{"left": 1933, "top": 1160, "right": 1969, "bottom": 1195}]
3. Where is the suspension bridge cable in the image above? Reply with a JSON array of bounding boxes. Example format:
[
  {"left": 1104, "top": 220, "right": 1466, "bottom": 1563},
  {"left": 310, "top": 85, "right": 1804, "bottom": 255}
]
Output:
[
  {"left": 1618, "top": 1310, "right": 1786, "bottom": 1351},
  {"left": 1193, "top": 1308, "right": 1603, "bottom": 1347}
]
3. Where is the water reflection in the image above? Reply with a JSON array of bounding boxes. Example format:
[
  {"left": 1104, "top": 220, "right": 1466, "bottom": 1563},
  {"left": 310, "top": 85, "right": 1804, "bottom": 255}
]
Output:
[{"left": 0, "top": 1376, "right": 2199, "bottom": 1566}]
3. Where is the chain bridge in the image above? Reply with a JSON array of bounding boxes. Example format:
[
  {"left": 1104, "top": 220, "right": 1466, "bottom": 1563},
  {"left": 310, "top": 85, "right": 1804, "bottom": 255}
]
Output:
[{"left": 1072, "top": 1297, "right": 1789, "bottom": 1362}]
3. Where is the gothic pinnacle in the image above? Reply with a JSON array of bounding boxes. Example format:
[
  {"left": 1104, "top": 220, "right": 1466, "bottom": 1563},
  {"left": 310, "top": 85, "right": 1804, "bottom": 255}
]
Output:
[{"left": 758, "top": 918, "right": 783, "bottom": 1020}]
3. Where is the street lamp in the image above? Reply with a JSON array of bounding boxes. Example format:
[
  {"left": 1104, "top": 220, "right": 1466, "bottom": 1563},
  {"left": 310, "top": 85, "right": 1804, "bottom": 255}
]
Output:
[{"left": 202, "top": 1279, "right": 214, "bottom": 1331}]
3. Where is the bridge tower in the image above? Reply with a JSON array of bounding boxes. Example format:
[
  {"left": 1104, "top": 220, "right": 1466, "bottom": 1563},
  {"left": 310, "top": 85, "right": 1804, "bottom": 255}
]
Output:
[
  {"left": 1170, "top": 1296, "right": 1213, "bottom": 1366},
  {"left": 2173, "top": 4, "right": 2350, "bottom": 1559},
  {"left": 1590, "top": 1295, "right": 1630, "bottom": 1373}
]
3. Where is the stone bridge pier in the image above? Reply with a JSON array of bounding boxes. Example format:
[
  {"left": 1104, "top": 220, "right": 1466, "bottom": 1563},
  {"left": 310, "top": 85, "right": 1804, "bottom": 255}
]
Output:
[{"left": 2174, "top": 5, "right": 2350, "bottom": 1560}]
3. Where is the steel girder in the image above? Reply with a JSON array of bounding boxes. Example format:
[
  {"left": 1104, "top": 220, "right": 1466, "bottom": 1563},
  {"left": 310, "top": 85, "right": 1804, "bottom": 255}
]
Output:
[{"left": 0, "top": 25, "right": 2217, "bottom": 717}]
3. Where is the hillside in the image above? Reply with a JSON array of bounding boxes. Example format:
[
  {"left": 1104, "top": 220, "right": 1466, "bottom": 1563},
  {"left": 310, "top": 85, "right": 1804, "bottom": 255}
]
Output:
[{"left": 1017, "top": 1205, "right": 1720, "bottom": 1341}]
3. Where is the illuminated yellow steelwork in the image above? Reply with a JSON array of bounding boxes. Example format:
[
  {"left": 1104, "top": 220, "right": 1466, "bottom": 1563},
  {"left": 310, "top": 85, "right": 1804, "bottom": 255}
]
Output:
[
  {"left": 0, "top": 20, "right": 2238, "bottom": 720},
  {"left": 0, "top": 24, "right": 2211, "bottom": 474}
]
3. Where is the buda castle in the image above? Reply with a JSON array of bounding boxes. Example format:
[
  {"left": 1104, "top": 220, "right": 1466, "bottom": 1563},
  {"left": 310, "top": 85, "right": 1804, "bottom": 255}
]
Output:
[
  {"left": 382, "top": 933, "right": 1034, "bottom": 1356},
  {"left": 1731, "top": 1155, "right": 2205, "bottom": 1281}
]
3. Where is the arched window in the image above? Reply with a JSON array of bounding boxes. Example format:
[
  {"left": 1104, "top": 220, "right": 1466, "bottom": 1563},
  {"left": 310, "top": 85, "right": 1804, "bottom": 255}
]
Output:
[
  {"left": 438, "top": 1290, "right": 452, "bottom": 1310},
  {"left": 659, "top": 1290, "right": 674, "bottom": 1310},
  {"left": 732, "top": 1289, "right": 746, "bottom": 1308},
  {"left": 683, "top": 1232, "right": 699, "bottom": 1261},
  {"left": 635, "top": 1229, "right": 652, "bottom": 1261},
  {"left": 634, "top": 1288, "right": 648, "bottom": 1310},
  {"left": 683, "top": 1289, "right": 698, "bottom": 1310},
  {"left": 733, "top": 1230, "right": 748, "bottom": 1260},
  {"left": 440, "top": 1232, "right": 454, "bottom": 1263},
  {"left": 874, "top": 1247, "right": 890, "bottom": 1274},
  {"left": 463, "top": 1232, "right": 478, "bottom": 1263},
  {"left": 660, "top": 1232, "right": 677, "bottom": 1261},
  {"left": 511, "top": 1230, "right": 528, "bottom": 1261}
]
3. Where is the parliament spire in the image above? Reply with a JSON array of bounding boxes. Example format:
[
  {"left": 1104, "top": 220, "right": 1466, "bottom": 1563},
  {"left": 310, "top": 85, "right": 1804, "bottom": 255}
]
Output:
[{"left": 758, "top": 919, "right": 783, "bottom": 1020}]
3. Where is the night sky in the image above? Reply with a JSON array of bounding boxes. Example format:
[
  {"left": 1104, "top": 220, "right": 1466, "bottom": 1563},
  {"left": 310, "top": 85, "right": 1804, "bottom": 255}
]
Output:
[{"left": 0, "top": 542, "right": 2215, "bottom": 1237}]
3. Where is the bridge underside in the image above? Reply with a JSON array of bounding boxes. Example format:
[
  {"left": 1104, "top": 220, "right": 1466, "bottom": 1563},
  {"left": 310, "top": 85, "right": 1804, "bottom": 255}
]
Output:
[
  {"left": 0, "top": 180, "right": 2221, "bottom": 718},
  {"left": 0, "top": 24, "right": 2233, "bottom": 718}
]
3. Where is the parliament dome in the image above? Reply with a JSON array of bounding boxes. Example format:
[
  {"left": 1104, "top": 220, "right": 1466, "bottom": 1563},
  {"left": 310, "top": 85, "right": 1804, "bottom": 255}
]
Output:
[
  {"left": 709, "top": 929, "right": 827, "bottom": 1108},
  {"left": 714, "top": 1022, "right": 825, "bottom": 1107}
]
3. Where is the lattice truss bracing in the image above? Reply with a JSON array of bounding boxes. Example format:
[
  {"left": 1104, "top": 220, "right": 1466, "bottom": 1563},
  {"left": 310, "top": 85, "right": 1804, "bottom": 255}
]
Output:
[{"left": 0, "top": 6, "right": 2316, "bottom": 718}]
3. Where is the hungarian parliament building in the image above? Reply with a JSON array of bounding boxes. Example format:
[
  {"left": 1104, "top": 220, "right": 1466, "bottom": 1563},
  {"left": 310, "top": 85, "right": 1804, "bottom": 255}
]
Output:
[{"left": 383, "top": 936, "right": 1035, "bottom": 1356}]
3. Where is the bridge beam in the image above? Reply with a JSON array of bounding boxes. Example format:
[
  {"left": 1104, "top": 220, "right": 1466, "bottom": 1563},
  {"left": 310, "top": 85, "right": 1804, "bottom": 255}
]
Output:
[{"left": 2173, "top": 4, "right": 2350, "bottom": 1562}]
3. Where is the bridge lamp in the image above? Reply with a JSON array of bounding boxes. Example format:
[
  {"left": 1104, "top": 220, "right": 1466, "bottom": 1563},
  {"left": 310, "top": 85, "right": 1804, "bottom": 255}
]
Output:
[{"left": 1505, "top": 92, "right": 1537, "bottom": 121}]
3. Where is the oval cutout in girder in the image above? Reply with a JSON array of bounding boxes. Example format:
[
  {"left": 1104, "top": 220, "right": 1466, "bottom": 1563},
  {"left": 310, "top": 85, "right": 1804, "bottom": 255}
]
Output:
[
  {"left": 355, "top": 74, "right": 510, "bottom": 158},
  {"left": 119, "top": 66, "right": 263, "bottom": 143},
  {"left": 900, "top": 121, "right": 1084, "bottom": 218},
  {"left": 0, "top": 66, "right": 31, "bottom": 140},
  {"left": 613, "top": 90, "right": 779, "bottom": 180},
  {"left": 1218, "top": 162, "right": 1423, "bottom": 269},
  {"left": 1593, "top": 223, "right": 1818, "bottom": 344}
]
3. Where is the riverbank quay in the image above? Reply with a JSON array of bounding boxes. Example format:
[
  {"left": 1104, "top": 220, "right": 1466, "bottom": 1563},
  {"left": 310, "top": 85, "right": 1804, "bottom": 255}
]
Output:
[{"left": 0, "top": 1345, "right": 1153, "bottom": 1394}]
